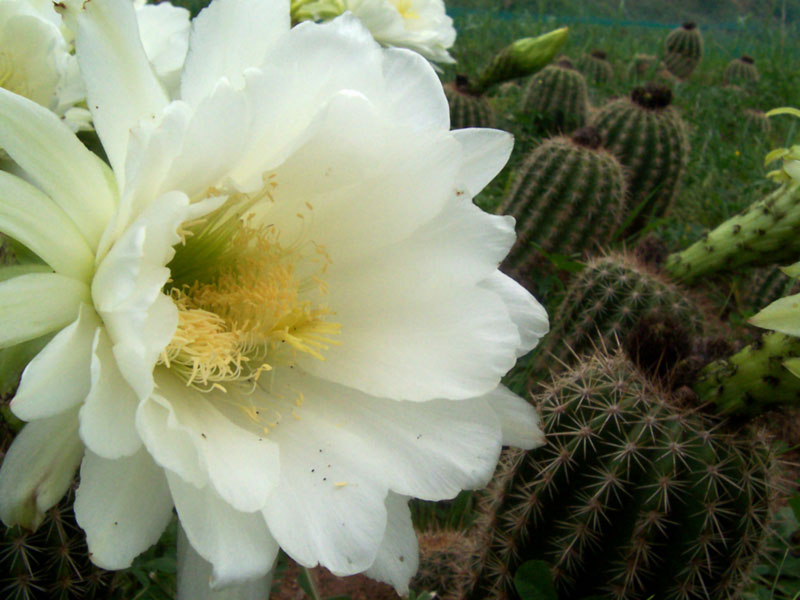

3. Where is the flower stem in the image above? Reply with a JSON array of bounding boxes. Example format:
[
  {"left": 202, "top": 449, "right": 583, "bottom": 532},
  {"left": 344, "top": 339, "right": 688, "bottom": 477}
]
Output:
[{"left": 301, "top": 566, "right": 322, "bottom": 600}]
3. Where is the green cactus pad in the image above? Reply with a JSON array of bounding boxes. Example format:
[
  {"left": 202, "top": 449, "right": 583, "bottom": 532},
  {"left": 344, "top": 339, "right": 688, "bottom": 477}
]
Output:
[
  {"left": 461, "top": 350, "right": 779, "bottom": 600},
  {"left": 724, "top": 56, "right": 760, "bottom": 86},
  {"left": 591, "top": 84, "right": 690, "bottom": 237},
  {"left": 664, "top": 22, "right": 704, "bottom": 79},
  {"left": 498, "top": 128, "right": 626, "bottom": 283},
  {"left": 520, "top": 61, "right": 589, "bottom": 135},
  {"left": 664, "top": 181, "right": 800, "bottom": 284}
]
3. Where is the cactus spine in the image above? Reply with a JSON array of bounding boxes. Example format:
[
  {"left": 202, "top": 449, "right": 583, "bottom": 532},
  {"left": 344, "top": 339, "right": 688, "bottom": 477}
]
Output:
[
  {"left": 444, "top": 76, "right": 496, "bottom": 129},
  {"left": 520, "top": 59, "right": 589, "bottom": 135},
  {"left": 664, "top": 181, "right": 800, "bottom": 284},
  {"left": 461, "top": 350, "right": 778, "bottom": 600},
  {"left": 498, "top": 127, "right": 626, "bottom": 281},
  {"left": 412, "top": 529, "right": 474, "bottom": 597},
  {"left": 694, "top": 331, "right": 800, "bottom": 416},
  {"left": 529, "top": 253, "right": 706, "bottom": 375},
  {"left": 591, "top": 84, "right": 690, "bottom": 236},
  {"left": 724, "top": 56, "right": 760, "bottom": 86},
  {"left": 579, "top": 49, "right": 613, "bottom": 84},
  {"left": 664, "top": 22, "right": 704, "bottom": 79}
]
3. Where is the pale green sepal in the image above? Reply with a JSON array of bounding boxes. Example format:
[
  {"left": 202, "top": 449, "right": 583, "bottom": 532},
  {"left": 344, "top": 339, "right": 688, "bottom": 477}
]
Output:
[
  {"left": 0, "top": 407, "right": 83, "bottom": 530},
  {"left": 0, "top": 273, "right": 90, "bottom": 349},
  {"left": 0, "top": 88, "right": 116, "bottom": 250},
  {"left": 782, "top": 262, "right": 800, "bottom": 279},
  {"left": 0, "top": 264, "right": 53, "bottom": 283},
  {"left": 749, "top": 292, "right": 800, "bottom": 336},
  {"left": 291, "top": 0, "right": 344, "bottom": 23},
  {"left": 0, "top": 171, "right": 95, "bottom": 281},
  {"left": 0, "top": 334, "right": 51, "bottom": 396},
  {"left": 177, "top": 525, "right": 275, "bottom": 600},
  {"left": 766, "top": 107, "right": 800, "bottom": 119},
  {"left": 783, "top": 357, "right": 800, "bottom": 380}
]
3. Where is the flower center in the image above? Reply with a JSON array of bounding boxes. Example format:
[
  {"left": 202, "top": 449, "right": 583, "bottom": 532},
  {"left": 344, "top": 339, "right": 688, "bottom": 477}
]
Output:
[
  {"left": 391, "top": 0, "right": 420, "bottom": 20},
  {"left": 162, "top": 193, "right": 340, "bottom": 392},
  {"left": 0, "top": 52, "right": 28, "bottom": 97}
]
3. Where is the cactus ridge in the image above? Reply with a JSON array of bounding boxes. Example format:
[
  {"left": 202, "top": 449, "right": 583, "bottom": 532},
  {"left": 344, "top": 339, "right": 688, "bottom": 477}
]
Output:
[
  {"left": 664, "top": 23, "right": 704, "bottom": 79},
  {"left": 664, "top": 181, "right": 800, "bottom": 284},
  {"left": 739, "top": 266, "right": 799, "bottom": 312},
  {"left": 724, "top": 56, "right": 760, "bottom": 86},
  {"left": 579, "top": 51, "right": 614, "bottom": 84},
  {"left": 461, "top": 351, "right": 779, "bottom": 600},
  {"left": 694, "top": 331, "right": 800, "bottom": 416},
  {"left": 591, "top": 87, "right": 690, "bottom": 236},
  {"left": 529, "top": 253, "right": 708, "bottom": 378},
  {"left": 498, "top": 132, "right": 626, "bottom": 280},
  {"left": 444, "top": 78, "right": 496, "bottom": 129},
  {"left": 520, "top": 64, "right": 589, "bottom": 135}
]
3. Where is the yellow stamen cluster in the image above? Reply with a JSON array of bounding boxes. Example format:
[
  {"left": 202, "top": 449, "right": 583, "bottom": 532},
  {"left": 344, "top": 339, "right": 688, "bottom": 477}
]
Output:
[{"left": 161, "top": 209, "right": 340, "bottom": 392}]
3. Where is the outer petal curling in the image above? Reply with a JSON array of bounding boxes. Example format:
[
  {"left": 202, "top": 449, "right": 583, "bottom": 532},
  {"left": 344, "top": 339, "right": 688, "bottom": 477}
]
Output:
[
  {"left": 364, "top": 493, "right": 418, "bottom": 594},
  {"left": 485, "top": 385, "right": 545, "bottom": 449},
  {"left": 75, "top": 448, "right": 173, "bottom": 570}
]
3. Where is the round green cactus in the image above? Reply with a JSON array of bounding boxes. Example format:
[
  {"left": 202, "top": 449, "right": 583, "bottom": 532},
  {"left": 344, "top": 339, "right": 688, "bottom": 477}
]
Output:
[
  {"left": 664, "top": 22, "right": 704, "bottom": 79},
  {"left": 444, "top": 76, "right": 496, "bottom": 129},
  {"left": 520, "top": 59, "right": 589, "bottom": 135},
  {"left": 460, "top": 350, "right": 780, "bottom": 600},
  {"left": 591, "top": 84, "right": 690, "bottom": 237},
  {"left": 497, "top": 127, "right": 626, "bottom": 283},
  {"left": 724, "top": 56, "right": 760, "bottom": 86},
  {"left": 579, "top": 49, "right": 614, "bottom": 84}
]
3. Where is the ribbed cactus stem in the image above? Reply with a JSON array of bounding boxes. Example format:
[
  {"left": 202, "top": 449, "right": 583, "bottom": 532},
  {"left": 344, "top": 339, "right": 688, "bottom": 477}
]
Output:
[
  {"left": 664, "top": 21, "right": 704, "bottom": 79},
  {"left": 473, "top": 27, "right": 568, "bottom": 93},
  {"left": 459, "top": 350, "right": 778, "bottom": 600},
  {"left": 498, "top": 128, "right": 626, "bottom": 282},
  {"left": 665, "top": 181, "right": 800, "bottom": 284},
  {"left": 591, "top": 84, "right": 689, "bottom": 237},
  {"left": 444, "top": 75, "right": 495, "bottom": 129},
  {"left": 579, "top": 49, "right": 614, "bottom": 83},
  {"left": 724, "top": 55, "right": 760, "bottom": 85},
  {"left": 520, "top": 61, "right": 589, "bottom": 135},
  {"left": 694, "top": 331, "right": 800, "bottom": 415}
]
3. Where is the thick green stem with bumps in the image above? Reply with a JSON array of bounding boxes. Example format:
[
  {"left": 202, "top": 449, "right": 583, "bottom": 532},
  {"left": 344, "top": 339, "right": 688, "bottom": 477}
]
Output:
[
  {"left": 665, "top": 181, "right": 800, "bottom": 284},
  {"left": 694, "top": 331, "right": 800, "bottom": 416}
]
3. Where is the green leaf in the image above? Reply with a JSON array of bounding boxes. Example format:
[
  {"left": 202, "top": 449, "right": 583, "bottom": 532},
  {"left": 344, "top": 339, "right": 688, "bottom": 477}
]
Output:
[{"left": 515, "top": 560, "right": 558, "bottom": 600}]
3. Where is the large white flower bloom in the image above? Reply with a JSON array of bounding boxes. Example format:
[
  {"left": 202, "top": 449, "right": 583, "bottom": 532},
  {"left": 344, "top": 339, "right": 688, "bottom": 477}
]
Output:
[
  {"left": 299, "top": 0, "right": 457, "bottom": 64},
  {"left": 0, "top": 0, "right": 547, "bottom": 596}
]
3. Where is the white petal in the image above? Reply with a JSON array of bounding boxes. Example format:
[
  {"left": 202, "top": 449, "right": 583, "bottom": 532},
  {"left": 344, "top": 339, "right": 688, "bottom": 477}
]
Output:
[
  {"left": 0, "top": 88, "right": 116, "bottom": 248},
  {"left": 365, "top": 494, "right": 418, "bottom": 595},
  {"left": 0, "top": 272, "right": 90, "bottom": 349},
  {"left": 177, "top": 525, "right": 275, "bottom": 600},
  {"left": 0, "top": 408, "right": 83, "bottom": 529},
  {"left": 180, "top": 0, "right": 289, "bottom": 106},
  {"left": 381, "top": 47, "right": 449, "bottom": 132},
  {"left": 12, "top": 304, "right": 100, "bottom": 421},
  {"left": 143, "top": 372, "right": 280, "bottom": 513},
  {"left": 451, "top": 128, "right": 514, "bottom": 196},
  {"left": 270, "top": 370, "right": 503, "bottom": 501},
  {"left": 484, "top": 385, "right": 545, "bottom": 449},
  {"left": 479, "top": 271, "right": 549, "bottom": 357},
  {"left": 0, "top": 170, "right": 94, "bottom": 280},
  {"left": 75, "top": 448, "right": 173, "bottom": 570},
  {"left": 135, "top": 1, "right": 190, "bottom": 95},
  {"left": 93, "top": 191, "right": 190, "bottom": 399},
  {"left": 168, "top": 472, "right": 279, "bottom": 587},
  {"left": 78, "top": 328, "right": 141, "bottom": 459},
  {"left": 76, "top": 0, "right": 168, "bottom": 180},
  {"left": 299, "top": 281, "right": 521, "bottom": 401}
]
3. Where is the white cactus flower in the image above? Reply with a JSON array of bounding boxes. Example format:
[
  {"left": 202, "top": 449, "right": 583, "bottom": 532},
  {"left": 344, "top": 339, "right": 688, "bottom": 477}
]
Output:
[{"left": 0, "top": 0, "right": 547, "bottom": 596}]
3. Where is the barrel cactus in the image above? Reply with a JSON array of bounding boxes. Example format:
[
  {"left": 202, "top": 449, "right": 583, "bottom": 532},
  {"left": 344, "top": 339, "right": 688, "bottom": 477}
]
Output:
[
  {"left": 724, "top": 56, "right": 760, "bottom": 86},
  {"left": 520, "top": 59, "right": 589, "bottom": 135},
  {"left": 444, "top": 75, "right": 496, "bottom": 129},
  {"left": 591, "top": 84, "right": 690, "bottom": 237},
  {"left": 664, "top": 22, "right": 704, "bottom": 79},
  {"left": 738, "top": 266, "right": 798, "bottom": 313},
  {"left": 497, "top": 127, "right": 626, "bottom": 282},
  {"left": 459, "top": 350, "right": 779, "bottom": 600},
  {"left": 579, "top": 49, "right": 614, "bottom": 84}
]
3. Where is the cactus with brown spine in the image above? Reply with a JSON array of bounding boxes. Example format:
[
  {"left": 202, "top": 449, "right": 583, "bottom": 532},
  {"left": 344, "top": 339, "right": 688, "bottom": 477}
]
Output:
[
  {"left": 458, "top": 350, "right": 780, "bottom": 600},
  {"left": 498, "top": 127, "right": 626, "bottom": 283},
  {"left": 591, "top": 84, "right": 690, "bottom": 237},
  {"left": 664, "top": 22, "right": 704, "bottom": 79},
  {"left": 724, "top": 56, "right": 760, "bottom": 86},
  {"left": 578, "top": 49, "right": 613, "bottom": 84},
  {"left": 520, "top": 59, "right": 589, "bottom": 135}
]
